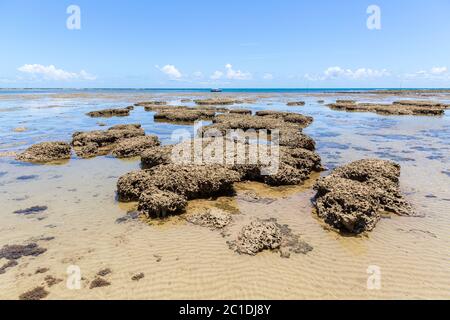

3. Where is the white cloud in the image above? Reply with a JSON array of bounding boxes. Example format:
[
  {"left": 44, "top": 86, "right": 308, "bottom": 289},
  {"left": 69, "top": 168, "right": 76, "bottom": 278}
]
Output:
[
  {"left": 225, "top": 64, "right": 252, "bottom": 80},
  {"left": 263, "top": 73, "right": 274, "bottom": 80},
  {"left": 157, "top": 64, "right": 182, "bottom": 79},
  {"left": 210, "top": 70, "right": 224, "bottom": 80},
  {"left": 18, "top": 64, "right": 96, "bottom": 81},
  {"left": 306, "top": 66, "right": 390, "bottom": 81},
  {"left": 404, "top": 66, "right": 449, "bottom": 80},
  {"left": 430, "top": 66, "right": 448, "bottom": 75},
  {"left": 153, "top": 64, "right": 254, "bottom": 82},
  {"left": 79, "top": 70, "right": 97, "bottom": 81}
]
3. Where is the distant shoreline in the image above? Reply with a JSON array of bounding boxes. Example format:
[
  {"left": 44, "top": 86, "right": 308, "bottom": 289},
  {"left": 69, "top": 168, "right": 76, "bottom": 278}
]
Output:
[{"left": 1, "top": 88, "right": 450, "bottom": 94}]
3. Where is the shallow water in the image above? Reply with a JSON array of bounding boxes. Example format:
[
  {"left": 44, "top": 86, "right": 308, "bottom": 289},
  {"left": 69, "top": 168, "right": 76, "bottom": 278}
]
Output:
[{"left": 0, "top": 90, "right": 449, "bottom": 299}]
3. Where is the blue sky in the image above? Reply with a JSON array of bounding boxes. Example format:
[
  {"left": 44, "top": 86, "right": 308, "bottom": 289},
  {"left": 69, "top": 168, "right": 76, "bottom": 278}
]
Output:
[{"left": 1, "top": 0, "right": 450, "bottom": 88}]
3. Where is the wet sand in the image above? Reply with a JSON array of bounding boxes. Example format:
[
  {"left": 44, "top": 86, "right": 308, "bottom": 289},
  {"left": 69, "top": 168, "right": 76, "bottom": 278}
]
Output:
[{"left": 0, "top": 91, "right": 449, "bottom": 299}]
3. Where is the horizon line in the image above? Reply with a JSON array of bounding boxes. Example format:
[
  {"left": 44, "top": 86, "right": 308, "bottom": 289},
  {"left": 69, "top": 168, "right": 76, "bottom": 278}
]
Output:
[{"left": 1, "top": 87, "right": 450, "bottom": 90}]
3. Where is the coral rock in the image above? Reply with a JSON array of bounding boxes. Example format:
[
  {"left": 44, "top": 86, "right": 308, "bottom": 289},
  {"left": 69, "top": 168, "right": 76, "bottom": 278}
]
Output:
[{"left": 16, "top": 142, "right": 71, "bottom": 163}]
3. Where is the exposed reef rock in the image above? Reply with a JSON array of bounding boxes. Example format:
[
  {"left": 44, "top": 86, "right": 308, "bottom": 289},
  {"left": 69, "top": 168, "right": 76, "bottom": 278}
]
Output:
[
  {"left": 194, "top": 98, "right": 243, "bottom": 105},
  {"left": 142, "top": 104, "right": 229, "bottom": 114},
  {"left": 72, "top": 124, "right": 145, "bottom": 158},
  {"left": 111, "top": 135, "right": 160, "bottom": 158},
  {"left": 185, "top": 208, "right": 232, "bottom": 229},
  {"left": 393, "top": 100, "right": 449, "bottom": 108},
  {"left": 287, "top": 101, "right": 306, "bottom": 106},
  {"left": 117, "top": 170, "right": 153, "bottom": 202},
  {"left": 135, "top": 101, "right": 167, "bottom": 107},
  {"left": 336, "top": 100, "right": 356, "bottom": 104},
  {"left": 154, "top": 109, "right": 216, "bottom": 123},
  {"left": 198, "top": 113, "right": 316, "bottom": 151},
  {"left": 230, "top": 219, "right": 282, "bottom": 255},
  {"left": 16, "top": 142, "right": 71, "bottom": 163},
  {"left": 229, "top": 109, "right": 252, "bottom": 115},
  {"left": 117, "top": 111, "right": 321, "bottom": 219},
  {"left": 138, "top": 189, "right": 187, "bottom": 218},
  {"left": 141, "top": 145, "right": 173, "bottom": 169},
  {"left": 140, "top": 138, "right": 322, "bottom": 186},
  {"left": 209, "top": 113, "right": 287, "bottom": 130},
  {"left": 143, "top": 105, "right": 188, "bottom": 112},
  {"left": 75, "top": 142, "right": 99, "bottom": 159},
  {"left": 228, "top": 218, "right": 313, "bottom": 256},
  {"left": 118, "top": 164, "right": 240, "bottom": 218},
  {"left": 117, "top": 164, "right": 240, "bottom": 202},
  {"left": 254, "top": 110, "right": 313, "bottom": 127},
  {"left": 278, "top": 128, "right": 316, "bottom": 150},
  {"left": 328, "top": 100, "right": 447, "bottom": 116},
  {"left": 86, "top": 106, "right": 133, "bottom": 118},
  {"left": 313, "top": 159, "right": 414, "bottom": 234}
]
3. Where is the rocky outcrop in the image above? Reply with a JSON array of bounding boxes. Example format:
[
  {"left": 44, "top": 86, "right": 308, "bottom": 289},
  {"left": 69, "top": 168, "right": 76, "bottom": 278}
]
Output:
[
  {"left": 198, "top": 113, "right": 316, "bottom": 153},
  {"left": 228, "top": 218, "right": 313, "bottom": 256},
  {"left": 393, "top": 100, "right": 448, "bottom": 108},
  {"left": 143, "top": 105, "right": 188, "bottom": 112},
  {"left": 117, "top": 164, "right": 240, "bottom": 202},
  {"left": 139, "top": 138, "right": 322, "bottom": 186},
  {"left": 336, "top": 100, "right": 356, "bottom": 104},
  {"left": 255, "top": 111, "right": 313, "bottom": 127},
  {"left": 111, "top": 135, "right": 160, "bottom": 158},
  {"left": 194, "top": 98, "right": 243, "bottom": 105},
  {"left": 154, "top": 109, "right": 216, "bottom": 123},
  {"left": 135, "top": 101, "right": 167, "bottom": 107},
  {"left": 200, "top": 113, "right": 316, "bottom": 151},
  {"left": 229, "top": 109, "right": 252, "bottom": 115},
  {"left": 86, "top": 106, "right": 133, "bottom": 118},
  {"left": 230, "top": 219, "right": 282, "bottom": 255},
  {"left": 16, "top": 142, "right": 71, "bottom": 163},
  {"left": 287, "top": 101, "right": 305, "bottom": 106},
  {"left": 208, "top": 113, "right": 286, "bottom": 131},
  {"left": 117, "top": 112, "right": 322, "bottom": 219},
  {"left": 206, "top": 113, "right": 315, "bottom": 151},
  {"left": 328, "top": 100, "right": 446, "bottom": 116},
  {"left": 138, "top": 189, "right": 187, "bottom": 218},
  {"left": 72, "top": 124, "right": 145, "bottom": 158},
  {"left": 117, "top": 170, "right": 154, "bottom": 202},
  {"left": 74, "top": 143, "right": 99, "bottom": 159},
  {"left": 141, "top": 145, "right": 173, "bottom": 169},
  {"left": 185, "top": 208, "right": 232, "bottom": 229},
  {"left": 117, "top": 164, "right": 240, "bottom": 218},
  {"left": 142, "top": 104, "right": 229, "bottom": 114},
  {"left": 313, "top": 159, "right": 414, "bottom": 234}
]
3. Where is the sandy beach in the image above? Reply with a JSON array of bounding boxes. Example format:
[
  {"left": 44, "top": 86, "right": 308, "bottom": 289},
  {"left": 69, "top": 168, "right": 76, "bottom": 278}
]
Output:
[{"left": 0, "top": 89, "right": 449, "bottom": 300}]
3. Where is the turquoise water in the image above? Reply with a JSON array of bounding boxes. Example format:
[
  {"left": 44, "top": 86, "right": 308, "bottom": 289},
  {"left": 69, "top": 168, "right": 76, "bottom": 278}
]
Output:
[{"left": 1, "top": 88, "right": 447, "bottom": 95}]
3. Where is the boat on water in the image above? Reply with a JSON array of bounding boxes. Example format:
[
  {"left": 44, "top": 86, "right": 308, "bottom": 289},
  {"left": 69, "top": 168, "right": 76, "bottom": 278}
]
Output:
[{"left": 210, "top": 88, "right": 222, "bottom": 92}]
